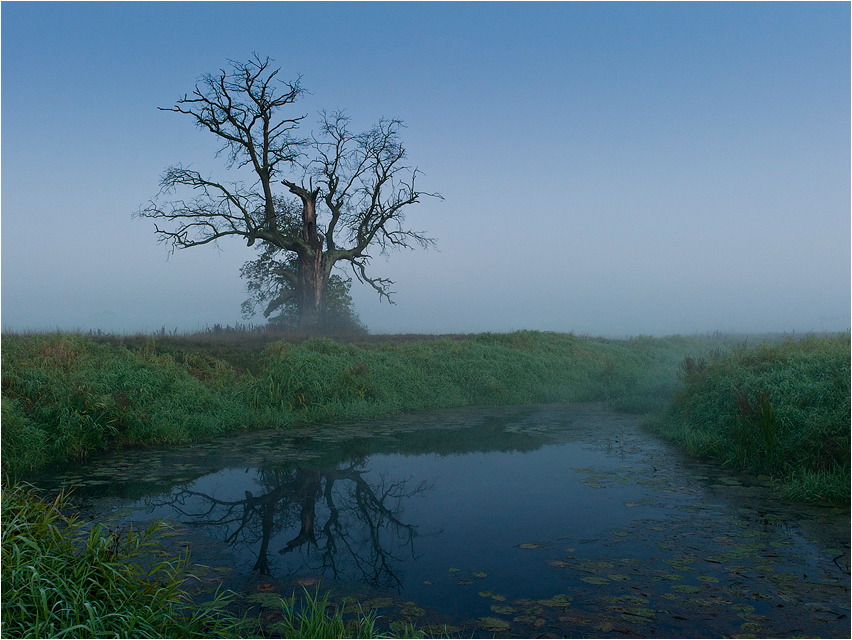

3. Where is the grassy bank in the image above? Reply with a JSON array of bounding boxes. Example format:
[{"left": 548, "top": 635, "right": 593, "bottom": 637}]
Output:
[
  {"left": 1, "top": 483, "right": 240, "bottom": 638},
  {"left": 3, "top": 329, "right": 847, "bottom": 504},
  {"left": 646, "top": 333, "right": 850, "bottom": 504},
  {"left": 1, "top": 330, "right": 730, "bottom": 478}
]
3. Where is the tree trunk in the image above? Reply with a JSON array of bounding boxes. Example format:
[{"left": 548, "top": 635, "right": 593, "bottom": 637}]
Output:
[
  {"left": 294, "top": 187, "right": 329, "bottom": 331},
  {"left": 297, "top": 254, "right": 327, "bottom": 330}
]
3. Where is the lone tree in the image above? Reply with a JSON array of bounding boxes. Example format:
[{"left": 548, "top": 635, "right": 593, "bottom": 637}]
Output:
[{"left": 138, "top": 55, "right": 440, "bottom": 330}]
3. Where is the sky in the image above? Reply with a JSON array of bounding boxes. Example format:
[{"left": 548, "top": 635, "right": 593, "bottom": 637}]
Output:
[{"left": 2, "top": 2, "right": 849, "bottom": 336}]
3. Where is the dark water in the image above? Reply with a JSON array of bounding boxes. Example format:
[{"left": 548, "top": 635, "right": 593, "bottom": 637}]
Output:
[{"left": 33, "top": 404, "right": 850, "bottom": 638}]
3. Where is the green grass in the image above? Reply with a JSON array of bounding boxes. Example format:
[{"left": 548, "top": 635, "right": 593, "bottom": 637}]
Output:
[
  {"left": 0, "top": 483, "right": 241, "bottom": 638},
  {"left": 2, "top": 330, "right": 733, "bottom": 477},
  {"left": 645, "top": 333, "right": 850, "bottom": 504},
  {"left": 272, "top": 588, "right": 434, "bottom": 638}
]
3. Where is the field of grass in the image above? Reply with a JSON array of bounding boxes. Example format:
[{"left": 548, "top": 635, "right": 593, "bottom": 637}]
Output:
[
  {"left": 646, "top": 333, "right": 850, "bottom": 504},
  {"left": 1, "top": 329, "right": 734, "bottom": 478},
  {"left": 2, "top": 328, "right": 847, "bottom": 638}
]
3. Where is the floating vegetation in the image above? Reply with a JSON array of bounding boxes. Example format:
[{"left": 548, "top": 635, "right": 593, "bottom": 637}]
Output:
[
  {"left": 479, "top": 616, "right": 511, "bottom": 632},
  {"left": 671, "top": 584, "right": 702, "bottom": 593},
  {"left": 490, "top": 604, "right": 516, "bottom": 615}
]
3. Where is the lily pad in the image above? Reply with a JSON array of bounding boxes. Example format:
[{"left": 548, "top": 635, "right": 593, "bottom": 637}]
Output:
[
  {"left": 580, "top": 576, "right": 610, "bottom": 585},
  {"left": 491, "top": 594, "right": 506, "bottom": 602},
  {"left": 478, "top": 591, "right": 492, "bottom": 597},
  {"left": 246, "top": 592, "right": 287, "bottom": 608},
  {"left": 519, "top": 542, "right": 539, "bottom": 549},
  {"left": 473, "top": 571, "right": 488, "bottom": 578},
  {"left": 538, "top": 594, "right": 572, "bottom": 607},
  {"left": 546, "top": 559, "right": 571, "bottom": 568},
  {"left": 491, "top": 604, "right": 516, "bottom": 615},
  {"left": 671, "top": 585, "right": 701, "bottom": 593},
  {"left": 479, "top": 617, "right": 511, "bottom": 632},
  {"left": 363, "top": 597, "right": 394, "bottom": 609}
]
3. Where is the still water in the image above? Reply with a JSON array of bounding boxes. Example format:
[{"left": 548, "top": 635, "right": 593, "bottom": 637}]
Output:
[{"left": 34, "top": 404, "right": 850, "bottom": 637}]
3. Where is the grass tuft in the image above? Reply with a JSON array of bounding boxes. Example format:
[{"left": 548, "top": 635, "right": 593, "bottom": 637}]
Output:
[{"left": 0, "top": 483, "right": 241, "bottom": 638}]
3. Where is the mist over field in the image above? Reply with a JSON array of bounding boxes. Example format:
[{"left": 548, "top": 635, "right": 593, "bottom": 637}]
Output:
[{"left": 2, "top": 2, "right": 849, "bottom": 336}]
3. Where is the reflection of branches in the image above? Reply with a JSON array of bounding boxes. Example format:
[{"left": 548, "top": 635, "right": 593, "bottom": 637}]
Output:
[{"left": 147, "top": 460, "right": 430, "bottom": 588}]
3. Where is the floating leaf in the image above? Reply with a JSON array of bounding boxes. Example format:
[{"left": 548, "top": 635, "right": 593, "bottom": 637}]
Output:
[
  {"left": 732, "top": 604, "right": 755, "bottom": 614},
  {"left": 491, "top": 605, "right": 516, "bottom": 615},
  {"left": 671, "top": 585, "right": 701, "bottom": 593},
  {"left": 580, "top": 576, "right": 610, "bottom": 585},
  {"left": 363, "top": 597, "right": 394, "bottom": 609},
  {"left": 546, "top": 559, "right": 570, "bottom": 568},
  {"left": 246, "top": 592, "right": 286, "bottom": 608},
  {"left": 479, "top": 617, "right": 511, "bottom": 631},
  {"left": 697, "top": 575, "right": 719, "bottom": 583},
  {"left": 456, "top": 579, "right": 474, "bottom": 585},
  {"left": 473, "top": 572, "right": 488, "bottom": 578},
  {"left": 608, "top": 574, "right": 630, "bottom": 581},
  {"left": 423, "top": 581, "right": 434, "bottom": 585},
  {"left": 538, "top": 594, "right": 572, "bottom": 607},
  {"left": 491, "top": 594, "right": 506, "bottom": 602},
  {"left": 256, "top": 583, "right": 276, "bottom": 592},
  {"left": 478, "top": 591, "right": 492, "bottom": 598},
  {"left": 448, "top": 567, "right": 460, "bottom": 573},
  {"left": 519, "top": 542, "right": 539, "bottom": 549}
]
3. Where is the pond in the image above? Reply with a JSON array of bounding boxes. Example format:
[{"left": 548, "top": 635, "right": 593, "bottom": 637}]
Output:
[{"left": 32, "top": 403, "right": 850, "bottom": 638}]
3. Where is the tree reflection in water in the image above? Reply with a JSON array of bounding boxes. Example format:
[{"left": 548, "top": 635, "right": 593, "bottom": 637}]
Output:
[{"left": 148, "top": 457, "right": 432, "bottom": 589}]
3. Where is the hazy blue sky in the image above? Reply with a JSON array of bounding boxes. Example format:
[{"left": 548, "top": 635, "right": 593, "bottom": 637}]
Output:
[{"left": 2, "top": 2, "right": 849, "bottom": 336}]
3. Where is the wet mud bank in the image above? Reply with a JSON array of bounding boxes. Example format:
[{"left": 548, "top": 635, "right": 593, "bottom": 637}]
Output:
[{"left": 30, "top": 403, "right": 850, "bottom": 638}]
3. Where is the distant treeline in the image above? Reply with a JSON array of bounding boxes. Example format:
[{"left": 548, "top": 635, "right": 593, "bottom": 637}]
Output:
[{"left": 2, "top": 330, "right": 848, "bottom": 504}]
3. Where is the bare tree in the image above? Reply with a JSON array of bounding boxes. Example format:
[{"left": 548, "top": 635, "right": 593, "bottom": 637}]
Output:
[{"left": 137, "top": 54, "right": 440, "bottom": 331}]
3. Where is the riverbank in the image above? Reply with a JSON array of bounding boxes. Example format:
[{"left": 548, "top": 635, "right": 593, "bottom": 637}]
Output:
[
  {"left": 3, "top": 329, "right": 848, "bottom": 504},
  {"left": 0, "top": 330, "right": 727, "bottom": 477},
  {"left": 646, "top": 333, "right": 850, "bottom": 504}
]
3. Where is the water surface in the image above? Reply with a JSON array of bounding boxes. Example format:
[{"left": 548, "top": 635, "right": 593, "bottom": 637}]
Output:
[{"left": 35, "top": 403, "right": 850, "bottom": 637}]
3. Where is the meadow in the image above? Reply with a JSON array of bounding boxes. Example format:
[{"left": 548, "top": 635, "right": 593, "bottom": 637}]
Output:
[{"left": 2, "top": 329, "right": 848, "bottom": 638}]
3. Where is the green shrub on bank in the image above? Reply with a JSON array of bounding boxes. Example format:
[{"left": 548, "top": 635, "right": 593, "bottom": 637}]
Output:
[
  {"left": 646, "top": 334, "right": 850, "bottom": 504},
  {"left": 0, "top": 483, "right": 241, "bottom": 638}
]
